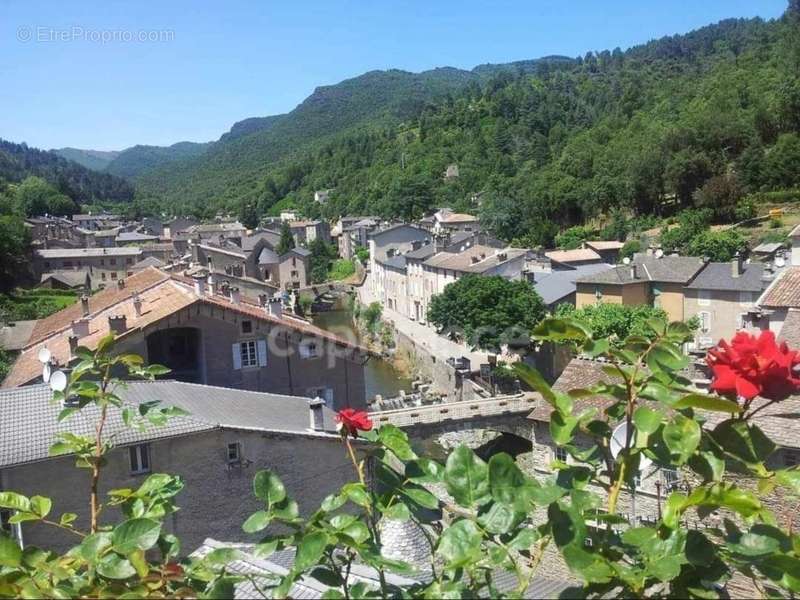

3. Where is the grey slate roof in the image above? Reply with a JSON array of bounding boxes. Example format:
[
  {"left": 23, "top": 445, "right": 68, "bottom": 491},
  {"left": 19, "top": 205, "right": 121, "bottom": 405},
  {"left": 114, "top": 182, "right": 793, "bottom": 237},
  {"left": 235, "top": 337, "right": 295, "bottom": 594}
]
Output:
[
  {"left": 115, "top": 231, "right": 159, "bottom": 243},
  {"left": 39, "top": 270, "right": 89, "bottom": 288},
  {"left": 533, "top": 263, "right": 614, "bottom": 305},
  {"left": 379, "top": 255, "right": 408, "bottom": 270},
  {"left": 753, "top": 242, "right": 784, "bottom": 255},
  {"left": 36, "top": 247, "right": 142, "bottom": 259},
  {"left": 685, "top": 261, "right": 765, "bottom": 292},
  {"left": 241, "top": 230, "right": 281, "bottom": 252},
  {"left": 258, "top": 247, "right": 280, "bottom": 265},
  {"left": 0, "top": 320, "right": 37, "bottom": 351},
  {"left": 131, "top": 256, "right": 166, "bottom": 270},
  {"left": 404, "top": 243, "right": 437, "bottom": 261},
  {"left": 578, "top": 254, "right": 705, "bottom": 285},
  {"left": 0, "top": 381, "right": 337, "bottom": 468},
  {"left": 286, "top": 247, "right": 312, "bottom": 257}
]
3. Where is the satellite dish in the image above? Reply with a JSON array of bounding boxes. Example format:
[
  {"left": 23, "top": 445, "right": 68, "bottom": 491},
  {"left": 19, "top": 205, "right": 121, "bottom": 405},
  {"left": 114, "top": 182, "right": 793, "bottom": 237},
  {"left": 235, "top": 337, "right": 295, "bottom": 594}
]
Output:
[
  {"left": 37, "top": 347, "right": 51, "bottom": 364},
  {"left": 622, "top": 257, "right": 631, "bottom": 265},
  {"left": 654, "top": 248, "right": 664, "bottom": 259},
  {"left": 610, "top": 422, "right": 652, "bottom": 472},
  {"left": 49, "top": 370, "right": 67, "bottom": 392},
  {"left": 776, "top": 256, "right": 786, "bottom": 268},
  {"left": 42, "top": 362, "right": 51, "bottom": 383}
]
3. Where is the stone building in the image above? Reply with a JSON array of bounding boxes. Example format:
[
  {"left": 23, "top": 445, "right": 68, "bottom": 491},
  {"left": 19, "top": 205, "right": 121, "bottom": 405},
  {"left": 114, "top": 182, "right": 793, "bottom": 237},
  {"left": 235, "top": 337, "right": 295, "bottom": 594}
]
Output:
[
  {"left": 0, "top": 381, "right": 353, "bottom": 553},
  {"left": 575, "top": 254, "right": 706, "bottom": 322},
  {"left": 2, "top": 267, "right": 369, "bottom": 410},
  {"left": 33, "top": 247, "right": 143, "bottom": 285},
  {"left": 684, "top": 258, "right": 769, "bottom": 349}
]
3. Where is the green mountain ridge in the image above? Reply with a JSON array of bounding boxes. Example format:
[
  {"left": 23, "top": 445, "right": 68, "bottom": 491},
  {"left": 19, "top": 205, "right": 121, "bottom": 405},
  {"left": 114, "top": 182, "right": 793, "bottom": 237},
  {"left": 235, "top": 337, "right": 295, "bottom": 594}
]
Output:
[{"left": 52, "top": 147, "right": 120, "bottom": 171}]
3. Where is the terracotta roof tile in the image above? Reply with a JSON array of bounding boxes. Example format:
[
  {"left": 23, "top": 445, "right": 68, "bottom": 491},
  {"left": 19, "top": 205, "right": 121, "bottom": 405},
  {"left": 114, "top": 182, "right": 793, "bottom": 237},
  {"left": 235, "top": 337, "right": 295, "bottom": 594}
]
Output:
[{"left": 760, "top": 267, "right": 800, "bottom": 308}]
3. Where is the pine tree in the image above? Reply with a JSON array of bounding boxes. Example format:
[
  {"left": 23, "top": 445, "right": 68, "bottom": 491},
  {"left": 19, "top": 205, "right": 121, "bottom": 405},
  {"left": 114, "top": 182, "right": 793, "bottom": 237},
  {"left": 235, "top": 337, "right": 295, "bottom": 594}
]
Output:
[{"left": 276, "top": 221, "right": 296, "bottom": 255}]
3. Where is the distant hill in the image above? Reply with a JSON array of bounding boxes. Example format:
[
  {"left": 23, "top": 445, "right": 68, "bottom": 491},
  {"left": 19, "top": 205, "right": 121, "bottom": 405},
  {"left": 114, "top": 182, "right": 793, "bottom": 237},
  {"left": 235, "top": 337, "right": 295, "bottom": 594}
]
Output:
[
  {"left": 133, "top": 67, "right": 484, "bottom": 205},
  {"left": 0, "top": 139, "right": 134, "bottom": 202},
  {"left": 104, "top": 141, "right": 211, "bottom": 179},
  {"left": 52, "top": 147, "right": 120, "bottom": 171}
]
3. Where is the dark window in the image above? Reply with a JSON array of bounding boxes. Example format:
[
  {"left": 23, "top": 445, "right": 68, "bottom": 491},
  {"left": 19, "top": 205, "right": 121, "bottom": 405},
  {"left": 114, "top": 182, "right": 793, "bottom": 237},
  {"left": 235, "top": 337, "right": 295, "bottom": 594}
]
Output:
[
  {"left": 129, "top": 444, "right": 150, "bottom": 474},
  {"left": 227, "top": 442, "right": 241, "bottom": 463},
  {"left": 110, "top": 272, "right": 117, "bottom": 280},
  {"left": 241, "top": 320, "right": 253, "bottom": 334},
  {"left": 126, "top": 258, "right": 133, "bottom": 265},
  {"left": 110, "top": 258, "right": 117, "bottom": 266},
  {"left": 554, "top": 446, "right": 568, "bottom": 462}
]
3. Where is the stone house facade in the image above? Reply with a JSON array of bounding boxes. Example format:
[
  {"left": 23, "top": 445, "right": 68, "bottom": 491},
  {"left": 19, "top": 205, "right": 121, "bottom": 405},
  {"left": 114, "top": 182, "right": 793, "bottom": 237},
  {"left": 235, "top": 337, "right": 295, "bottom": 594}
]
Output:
[
  {"left": 0, "top": 382, "right": 354, "bottom": 553},
  {"left": 2, "top": 268, "right": 369, "bottom": 410},
  {"left": 33, "top": 247, "right": 143, "bottom": 285}
]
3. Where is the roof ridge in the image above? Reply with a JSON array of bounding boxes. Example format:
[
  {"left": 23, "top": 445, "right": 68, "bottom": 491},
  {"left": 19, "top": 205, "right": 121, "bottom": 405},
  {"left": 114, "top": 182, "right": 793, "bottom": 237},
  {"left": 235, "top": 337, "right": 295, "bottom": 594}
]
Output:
[{"left": 23, "top": 268, "right": 171, "bottom": 349}]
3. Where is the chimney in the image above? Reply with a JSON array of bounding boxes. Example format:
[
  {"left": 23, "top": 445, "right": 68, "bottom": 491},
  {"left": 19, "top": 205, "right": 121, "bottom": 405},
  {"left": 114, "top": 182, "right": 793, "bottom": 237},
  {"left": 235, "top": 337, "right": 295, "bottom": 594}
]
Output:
[
  {"left": 229, "top": 286, "right": 241, "bottom": 305},
  {"left": 308, "top": 396, "right": 326, "bottom": 431},
  {"left": 207, "top": 271, "right": 216, "bottom": 296},
  {"left": 192, "top": 273, "right": 207, "bottom": 297},
  {"left": 108, "top": 315, "right": 127, "bottom": 335},
  {"left": 68, "top": 335, "right": 79, "bottom": 356},
  {"left": 117, "top": 278, "right": 125, "bottom": 290},
  {"left": 630, "top": 264, "right": 638, "bottom": 280},
  {"left": 497, "top": 251, "right": 507, "bottom": 262},
  {"left": 434, "top": 232, "right": 451, "bottom": 252},
  {"left": 267, "top": 297, "right": 283, "bottom": 319},
  {"left": 71, "top": 318, "right": 90, "bottom": 338},
  {"left": 132, "top": 294, "right": 142, "bottom": 317},
  {"left": 470, "top": 256, "right": 480, "bottom": 264},
  {"left": 258, "top": 294, "right": 269, "bottom": 307},
  {"left": 80, "top": 295, "right": 90, "bottom": 316},
  {"left": 732, "top": 254, "right": 743, "bottom": 278}
]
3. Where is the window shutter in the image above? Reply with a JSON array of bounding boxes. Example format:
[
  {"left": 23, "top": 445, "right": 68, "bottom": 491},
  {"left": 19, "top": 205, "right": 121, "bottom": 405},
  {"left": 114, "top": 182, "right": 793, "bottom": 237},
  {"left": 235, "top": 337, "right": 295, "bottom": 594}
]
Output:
[
  {"left": 257, "top": 339, "right": 268, "bottom": 367},
  {"left": 232, "top": 344, "right": 242, "bottom": 370},
  {"left": 324, "top": 388, "right": 334, "bottom": 407}
]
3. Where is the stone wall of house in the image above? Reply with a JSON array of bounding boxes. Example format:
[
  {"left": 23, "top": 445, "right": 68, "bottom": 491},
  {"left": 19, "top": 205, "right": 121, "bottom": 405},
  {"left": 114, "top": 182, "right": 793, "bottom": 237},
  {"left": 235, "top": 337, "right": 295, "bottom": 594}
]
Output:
[
  {"left": 115, "top": 304, "right": 367, "bottom": 410},
  {"left": 2, "top": 429, "right": 354, "bottom": 554}
]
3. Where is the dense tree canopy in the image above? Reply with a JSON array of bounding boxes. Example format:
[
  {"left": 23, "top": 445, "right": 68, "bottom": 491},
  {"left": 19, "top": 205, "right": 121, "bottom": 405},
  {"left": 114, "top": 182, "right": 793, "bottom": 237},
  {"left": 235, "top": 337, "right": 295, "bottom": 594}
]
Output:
[
  {"left": 0, "top": 215, "right": 32, "bottom": 292},
  {"left": 427, "top": 275, "right": 546, "bottom": 351},
  {"left": 555, "top": 302, "right": 669, "bottom": 345}
]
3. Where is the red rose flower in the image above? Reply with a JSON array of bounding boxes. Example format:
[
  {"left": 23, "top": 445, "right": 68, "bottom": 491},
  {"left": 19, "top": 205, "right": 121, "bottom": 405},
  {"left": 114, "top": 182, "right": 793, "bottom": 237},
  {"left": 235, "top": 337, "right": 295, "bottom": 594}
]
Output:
[
  {"left": 335, "top": 408, "right": 373, "bottom": 437},
  {"left": 706, "top": 330, "right": 800, "bottom": 402}
]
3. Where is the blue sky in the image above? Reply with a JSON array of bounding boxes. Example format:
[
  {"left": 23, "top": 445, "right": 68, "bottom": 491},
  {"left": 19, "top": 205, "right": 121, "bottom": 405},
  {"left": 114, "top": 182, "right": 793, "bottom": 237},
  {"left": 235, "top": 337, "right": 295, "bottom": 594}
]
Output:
[{"left": 0, "top": 0, "right": 787, "bottom": 151}]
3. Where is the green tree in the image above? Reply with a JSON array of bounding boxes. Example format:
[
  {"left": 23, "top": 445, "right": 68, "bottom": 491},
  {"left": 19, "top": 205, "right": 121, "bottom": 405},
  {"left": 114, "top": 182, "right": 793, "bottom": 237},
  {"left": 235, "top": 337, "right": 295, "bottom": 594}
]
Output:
[
  {"left": 693, "top": 173, "right": 744, "bottom": 223},
  {"left": 308, "top": 238, "right": 337, "bottom": 284},
  {"left": 0, "top": 215, "right": 31, "bottom": 292},
  {"left": 237, "top": 201, "right": 259, "bottom": 229},
  {"left": 276, "top": 221, "right": 296, "bottom": 255},
  {"left": 555, "top": 226, "right": 593, "bottom": 250},
  {"left": 14, "top": 176, "right": 76, "bottom": 217},
  {"left": 686, "top": 229, "right": 747, "bottom": 261},
  {"left": 427, "top": 275, "right": 546, "bottom": 351},
  {"left": 555, "top": 302, "right": 669, "bottom": 345}
]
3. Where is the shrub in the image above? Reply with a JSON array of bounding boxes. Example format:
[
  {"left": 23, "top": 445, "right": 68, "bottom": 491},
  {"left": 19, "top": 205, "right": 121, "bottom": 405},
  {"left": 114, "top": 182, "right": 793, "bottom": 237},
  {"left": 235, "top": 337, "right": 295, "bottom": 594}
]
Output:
[
  {"left": 685, "top": 229, "right": 747, "bottom": 261},
  {"left": 619, "top": 239, "right": 642, "bottom": 262},
  {"left": 328, "top": 259, "right": 356, "bottom": 281}
]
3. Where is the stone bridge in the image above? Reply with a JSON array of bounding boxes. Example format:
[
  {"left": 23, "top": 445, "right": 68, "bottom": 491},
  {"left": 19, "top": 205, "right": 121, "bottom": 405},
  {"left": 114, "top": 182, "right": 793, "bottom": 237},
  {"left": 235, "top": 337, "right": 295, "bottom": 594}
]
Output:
[{"left": 369, "top": 393, "right": 539, "bottom": 441}]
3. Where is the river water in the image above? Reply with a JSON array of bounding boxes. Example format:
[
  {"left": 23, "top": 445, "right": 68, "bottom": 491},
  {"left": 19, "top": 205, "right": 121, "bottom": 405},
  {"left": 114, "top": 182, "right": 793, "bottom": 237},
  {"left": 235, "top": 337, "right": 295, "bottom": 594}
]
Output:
[{"left": 312, "top": 299, "right": 413, "bottom": 402}]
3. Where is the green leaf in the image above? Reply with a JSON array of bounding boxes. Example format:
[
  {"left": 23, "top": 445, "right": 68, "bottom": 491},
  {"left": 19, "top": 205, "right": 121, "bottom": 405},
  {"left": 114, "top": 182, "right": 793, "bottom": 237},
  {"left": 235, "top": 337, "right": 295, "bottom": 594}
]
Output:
[
  {"left": 622, "top": 527, "right": 656, "bottom": 547},
  {"left": 728, "top": 530, "right": 781, "bottom": 557},
  {"left": 633, "top": 406, "right": 662, "bottom": 434},
  {"left": 646, "top": 341, "right": 688, "bottom": 373},
  {"left": 203, "top": 547, "right": 245, "bottom": 565},
  {"left": 321, "top": 493, "right": 346, "bottom": 512},
  {"left": 378, "top": 425, "right": 416, "bottom": 461},
  {"left": 78, "top": 532, "right": 113, "bottom": 564},
  {"left": 29, "top": 496, "right": 52, "bottom": 518},
  {"left": 242, "top": 510, "right": 272, "bottom": 533},
  {"left": 294, "top": 531, "right": 328, "bottom": 572},
  {"left": 59, "top": 512, "right": 77, "bottom": 527},
  {"left": 662, "top": 414, "right": 701, "bottom": 464},
  {"left": 444, "top": 445, "right": 490, "bottom": 508},
  {"left": 0, "top": 492, "right": 29, "bottom": 512},
  {"left": 97, "top": 554, "right": 136, "bottom": 580},
  {"left": 0, "top": 535, "right": 22, "bottom": 567},
  {"left": 381, "top": 502, "right": 410, "bottom": 521},
  {"left": 253, "top": 470, "right": 287, "bottom": 507},
  {"left": 405, "top": 458, "right": 444, "bottom": 483},
  {"left": 512, "top": 362, "right": 557, "bottom": 405},
  {"left": 710, "top": 419, "right": 776, "bottom": 466},
  {"left": 507, "top": 527, "right": 540, "bottom": 551},
  {"left": 111, "top": 518, "right": 161, "bottom": 555},
  {"left": 401, "top": 486, "right": 439, "bottom": 509},
  {"left": 342, "top": 483, "right": 370, "bottom": 508},
  {"left": 478, "top": 501, "right": 521, "bottom": 534},
  {"left": 436, "top": 519, "right": 482, "bottom": 568},
  {"left": 674, "top": 394, "right": 742, "bottom": 413},
  {"left": 205, "top": 578, "right": 236, "bottom": 599},
  {"left": 550, "top": 412, "right": 578, "bottom": 445},
  {"left": 532, "top": 317, "right": 591, "bottom": 343},
  {"left": 488, "top": 453, "right": 537, "bottom": 512}
]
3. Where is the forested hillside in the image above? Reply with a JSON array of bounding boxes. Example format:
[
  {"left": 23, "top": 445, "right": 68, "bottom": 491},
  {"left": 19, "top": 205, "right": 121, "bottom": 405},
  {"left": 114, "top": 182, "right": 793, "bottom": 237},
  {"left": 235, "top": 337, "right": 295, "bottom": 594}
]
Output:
[
  {"left": 0, "top": 139, "right": 134, "bottom": 203},
  {"left": 223, "top": 10, "right": 800, "bottom": 246},
  {"left": 133, "top": 67, "right": 492, "bottom": 205},
  {"left": 52, "top": 147, "right": 120, "bottom": 171},
  {"left": 104, "top": 141, "right": 211, "bottom": 179}
]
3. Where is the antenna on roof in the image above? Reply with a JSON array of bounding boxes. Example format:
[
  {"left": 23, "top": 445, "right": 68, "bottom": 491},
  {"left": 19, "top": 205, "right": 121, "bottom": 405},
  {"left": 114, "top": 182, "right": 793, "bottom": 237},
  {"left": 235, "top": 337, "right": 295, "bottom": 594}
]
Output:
[
  {"left": 776, "top": 256, "right": 786, "bottom": 268},
  {"left": 654, "top": 248, "right": 664, "bottom": 259},
  {"left": 622, "top": 257, "right": 631, "bottom": 265}
]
